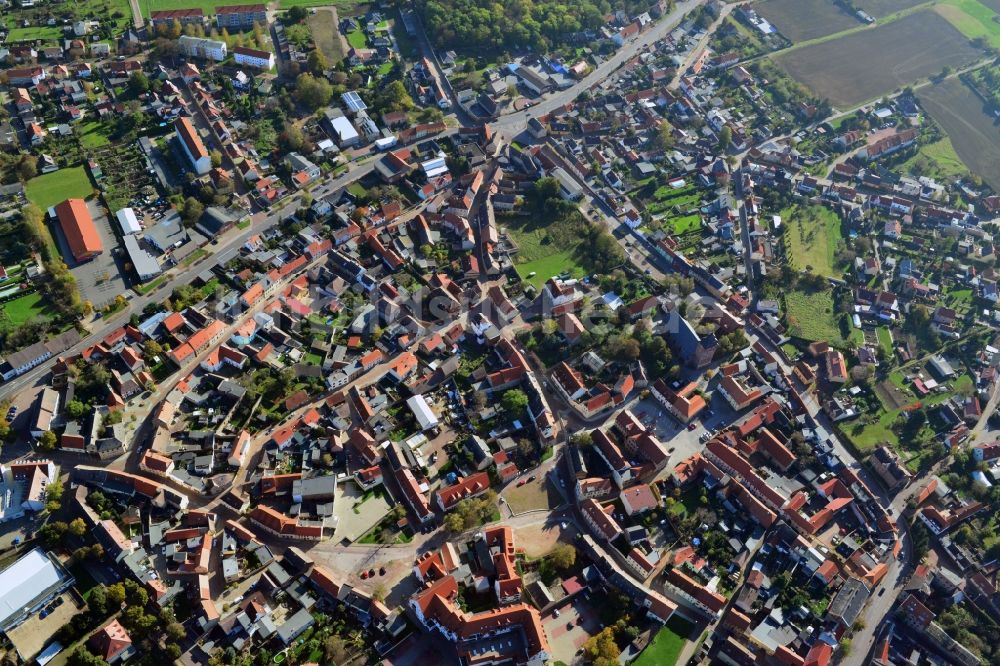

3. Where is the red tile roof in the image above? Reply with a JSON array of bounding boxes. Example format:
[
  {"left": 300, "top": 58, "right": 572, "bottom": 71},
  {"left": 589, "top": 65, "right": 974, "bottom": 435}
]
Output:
[{"left": 55, "top": 198, "right": 102, "bottom": 261}]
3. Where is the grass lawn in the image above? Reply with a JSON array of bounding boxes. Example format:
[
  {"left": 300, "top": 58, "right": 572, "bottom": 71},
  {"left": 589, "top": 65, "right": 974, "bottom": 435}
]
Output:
[
  {"left": 1, "top": 292, "right": 53, "bottom": 325},
  {"left": 304, "top": 352, "right": 324, "bottom": 365},
  {"left": 634, "top": 616, "right": 696, "bottom": 666},
  {"left": 7, "top": 26, "right": 66, "bottom": 42},
  {"left": 516, "top": 251, "right": 585, "bottom": 290},
  {"left": 347, "top": 28, "right": 368, "bottom": 49},
  {"left": 783, "top": 203, "right": 842, "bottom": 277},
  {"left": 785, "top": 289, "right": 860, "bottom": 347},
  {"left": 935, "top": 0, "right": 1000, "bottom": 48},
  {"left": 876, "top": 326, "right": 894, "bottom": 356},
  {"left": 667, "top": 213, "right": 701, "bottom": 235},
  {"left": 134, "top": 275, "right": 167, "bottom": 295},
  {"left": 78, "top": 121, "right": 113, "bottom": 149},
  {"left": 898, "top": 137, "right": 970, "bottom": 181},
  {"left": 645, "top": 183, "right": 704, "bottom": 216},
  {"left": 25, "top": 166, "right": 94, "bottom": 211},
  {"left": 502, "top": 211, "right": 590, "bottom": 290}
]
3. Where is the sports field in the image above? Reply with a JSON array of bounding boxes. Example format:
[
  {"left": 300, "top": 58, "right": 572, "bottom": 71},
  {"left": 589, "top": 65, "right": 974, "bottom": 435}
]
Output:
[
  {"left": 918, "top": 78, "right": 1000, "bottom": 192},
  {"left": 775, "top": 10, "right": 980, "bottom": 107},
  {"left": 756, "top": 0, "right": 859, "bottom": 42},
  {"left": 0, "top": 292, "right": 54, "bottom": 326},
  {"left": 25, "top": 167, "right": 94, "bottom": 211}
]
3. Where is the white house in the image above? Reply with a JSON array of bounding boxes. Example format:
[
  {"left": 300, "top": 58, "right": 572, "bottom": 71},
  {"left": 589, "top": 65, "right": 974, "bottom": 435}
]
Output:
[
  {"left": 232, "top": 45, "right": 274, "bottom": 70},
  {"left": 178, "top": 35, "right": 227, "bottom": 61}
]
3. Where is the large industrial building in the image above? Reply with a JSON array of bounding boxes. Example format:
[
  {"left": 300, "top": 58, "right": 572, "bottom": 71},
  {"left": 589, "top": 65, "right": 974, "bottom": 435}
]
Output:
[
  {"left": 53, "top": 198, "right": 102, "bottom": 263},
  {"left": 0, "top": 548, "right": 74, "bottom": 632}
]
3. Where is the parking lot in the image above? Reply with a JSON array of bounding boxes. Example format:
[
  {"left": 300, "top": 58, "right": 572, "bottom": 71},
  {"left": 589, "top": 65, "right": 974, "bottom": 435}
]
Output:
[
  {"left": 6, "top": 592, "right": 77, "bottom": 661},
  {"left": 51, "top": 199, "right": 128, "bottom": 308},
  {"left": 541, "top": 596, "right": 603, "bottom": 663}
]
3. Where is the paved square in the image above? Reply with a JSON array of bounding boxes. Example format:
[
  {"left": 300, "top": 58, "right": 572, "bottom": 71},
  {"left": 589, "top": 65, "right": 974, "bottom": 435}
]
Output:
[{"left": 333, "top": 480, "right": 391, "bottom": 542}]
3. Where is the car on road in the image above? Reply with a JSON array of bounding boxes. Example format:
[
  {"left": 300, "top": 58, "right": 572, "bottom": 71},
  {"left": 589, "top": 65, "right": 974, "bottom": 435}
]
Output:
[
  {"left": 687, "top": 422, "right": 697, "bottom": 431},
  {"left": 528, "top": 475, "right": 536, "bottom": 482}
]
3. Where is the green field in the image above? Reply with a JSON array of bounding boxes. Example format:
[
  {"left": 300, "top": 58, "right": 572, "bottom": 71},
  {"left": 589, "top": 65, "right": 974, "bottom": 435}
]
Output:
[
  {"left": 516, "top": 251, "right": 585, "bottom": 290},
  {"left": 783, "top": 203, "right": 841, "bottom": 277},
  {"left": 25, "top": 167, "right": 94, "bottom": 211},
  {"left": 785, "top": 289, "right": 861, "bottom": 347},
  {"left": 7, "top": 26, "right": 66, "bottom": 42},
  {"left": 633, "top": 616, "right": 696, "bottom": 666},
  {"left": 502, "top": 211, "right": 592, "bottom": 290},
  {"left": 78, "top": 121, "right": 113, "bottom": 149},
  {"left": 898, "top": 137, "right": 970, "bottom": 181},
  {"left": 876, "top": 326, "right": 894, "bottom": 356},
  {"left": 667, "top": 213, "right": 701, "bottom": 235},
  {"left": 1, "top": 292, "right": 53, "bottom": 326},
  {"left": 935, "top": 0, "right": 1000, "bottom": 47}
]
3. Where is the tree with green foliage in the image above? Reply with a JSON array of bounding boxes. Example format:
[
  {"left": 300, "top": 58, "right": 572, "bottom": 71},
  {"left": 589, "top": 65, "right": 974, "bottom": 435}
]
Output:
[
  {"left": 127, "top": 71, "right": 149, "bottom": 97},
  {"left": 501, "top": 389, "right": 529, "bottom": 419},
  {"left": 583, "top": 626, "right": 619, "bottom": 666},
  {"left": 718, "top": 125, "right": 732, "bottom": 151},
  {"left": 307, "top": 48, "right": 329, "bottom": 73},
  {"left": 37, "top": 430, "right": 57, "bottom": 451},
  {"left": 67, "top": 646, "right": 109, "bottom": 666},
  {"left": 39, "top": 521, "right": 68, "bottom": 547},
  {"left": 547, "top": 542, "right": 576, "bottom": 570},
  {"left": 66, "top": 399, "right": 87, "bottom": 419},
  {"left": 294, "top": 72, "right": 333, "bottom": 111},
  {"left": 68, "top": 517, "right": 87, "bottom": 537}
]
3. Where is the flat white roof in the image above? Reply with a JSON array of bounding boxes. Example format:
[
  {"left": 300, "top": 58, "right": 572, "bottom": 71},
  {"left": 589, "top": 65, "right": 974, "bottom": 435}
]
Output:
[
  {"left": 0, "top": 548, "right": 67, "bottom": 627},
  {"left": 406, "top": 394, "right": 439, "bottom": 430},
  {"left": 330, "top": 116, "right": 359, "bottom": 142},
  {"left": 116, "top": 207, "right": 141, "bottom": 235}
]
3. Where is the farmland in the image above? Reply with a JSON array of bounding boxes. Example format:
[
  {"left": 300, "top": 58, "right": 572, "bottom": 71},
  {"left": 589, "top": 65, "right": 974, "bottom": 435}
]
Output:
[
  {"left": 756, "top": 0, "right": 860, "bottom": 42},
  {"left": 775, "top": 11, "right": 981, "bottom": 108},
  {"left": 782, "top": 203, "right": 842, "bottom": 277},
  {"left": 918, "top": 78, "right": 1000, "bottom": 192},
  {"left": 856, "top": 0, "right": 927, "bottom": 15},
  {"left": 934, "top": 0, "right": 1000, "bottom": 47},
  {"left": 25, "top": 167, "right": 94, "bottom": 211}
]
